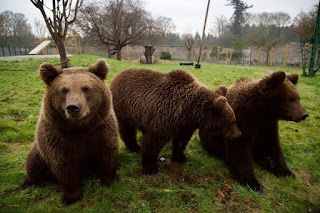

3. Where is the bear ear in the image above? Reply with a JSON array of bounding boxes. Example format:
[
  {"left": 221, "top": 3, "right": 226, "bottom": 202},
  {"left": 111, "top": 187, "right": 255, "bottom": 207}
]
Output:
[
  {"left": 213, "top": 96, "right": 227, "bottom": 109},
  {"left": 89, "top": 59, "right": 109, "bottom": 80},
  {"left": 262, "top": 71, "right": 286, "bottom": 87},
  {"left": 287, "top": 73, "right": 299, "bottom": 85},
  {"left": 39, "top": 63, "right": 61, "bottom": 85},
  {"left": 215, "top": 85, "right": 228, "bottom": 96}
]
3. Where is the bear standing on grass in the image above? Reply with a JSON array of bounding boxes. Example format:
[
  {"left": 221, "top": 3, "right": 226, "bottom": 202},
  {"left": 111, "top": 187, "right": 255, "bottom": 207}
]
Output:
[
  {"left": 201, "top": 71, "right": 308, "bottom": 191},
  {"left": 110, "top": 68, "right": 241, "bottom": 174},
  {"left": 22, "top": 60, "right": 119, "bottom": 205}
]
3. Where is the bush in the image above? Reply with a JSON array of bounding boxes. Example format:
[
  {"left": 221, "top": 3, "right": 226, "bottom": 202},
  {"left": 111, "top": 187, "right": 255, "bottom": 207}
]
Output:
[{"left": 160, "top": 51, "right": 172, "bottom": 60}]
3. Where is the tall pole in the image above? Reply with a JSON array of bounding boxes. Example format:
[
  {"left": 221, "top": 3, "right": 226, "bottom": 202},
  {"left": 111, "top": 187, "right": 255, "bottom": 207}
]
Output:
[{"left": 195, "top": 0, "right": 211, "bottom": 69}]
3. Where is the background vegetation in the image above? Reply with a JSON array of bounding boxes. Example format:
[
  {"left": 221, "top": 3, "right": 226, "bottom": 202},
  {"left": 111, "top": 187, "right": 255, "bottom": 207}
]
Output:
[{"left": 0, "top": 55, "right": 319, "bottom": 212}]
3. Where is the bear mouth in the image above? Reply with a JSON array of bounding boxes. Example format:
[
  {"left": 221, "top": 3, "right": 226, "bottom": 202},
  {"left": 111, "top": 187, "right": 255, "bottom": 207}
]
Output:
[{"left": 65, "top": 110, "right": 87, "bottom": 120}]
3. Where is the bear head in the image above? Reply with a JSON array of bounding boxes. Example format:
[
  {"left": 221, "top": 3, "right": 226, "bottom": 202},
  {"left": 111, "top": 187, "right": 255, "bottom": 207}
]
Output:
[
  {"left": 259, "top": 71, "right": 308, "bottom": 122},
  {"left": 200, "top": 96, "right": 241, "bottom": 140},
  {"left": 39, "top": 60, "right": 110, "bottom": 124}
]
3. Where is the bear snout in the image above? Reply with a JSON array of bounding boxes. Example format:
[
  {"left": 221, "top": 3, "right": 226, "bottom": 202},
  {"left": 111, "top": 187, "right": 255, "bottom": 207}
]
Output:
[
  {"left": 301, "top": 112, "right": 309, "bottom": 120},
  {"left": 229, "top": 126, "right": 242, "bottom": 140},
  {"left": 66, "top": 103, "right": 81, "bottom": 118}
]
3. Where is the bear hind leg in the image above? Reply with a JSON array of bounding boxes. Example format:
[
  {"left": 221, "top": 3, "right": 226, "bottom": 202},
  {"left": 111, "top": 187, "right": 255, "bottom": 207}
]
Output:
[
  {"left": 119, "top": 122, "right": 140, "bottom": 153},
  {"left": 141, "top": 132, "right": 167, "bottom": 175},
  {"left": 171, "top": 130, "right": 194, "bottom": 163},
  {"left": 22, "top": 146, "right": 54, "bottom": 189}
]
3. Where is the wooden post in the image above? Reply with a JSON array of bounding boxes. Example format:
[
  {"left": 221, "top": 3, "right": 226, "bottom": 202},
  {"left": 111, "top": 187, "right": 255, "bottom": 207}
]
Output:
[
  {"left": 284, "top": 43, "right": 289, "bottom": 67},
  {"left": 229, "top": 49, "right": 233, "bottom": 64},
  {"left": 196, "top": 0, "right": 211, "bottom": 68},
  {"left": 269, "top": 46, "right": 274, "bottom": 66},
  {"left": 249, "top": 48, "right": 252, "bottom": 65},
  {"left": 126, "top": 45, "right": 130, "bottom": 60},
  {"left": 205, "top": 48, "right": 208, "bottom": 62},
  {"left": 258, "top": 48, "right": 261, "bottom": 65},
  {"left": 217, "top": 47, "right": 220, "bottom": 64}
]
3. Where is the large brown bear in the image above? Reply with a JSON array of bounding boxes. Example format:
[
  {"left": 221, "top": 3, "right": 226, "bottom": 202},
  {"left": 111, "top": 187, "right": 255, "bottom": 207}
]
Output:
[
  {"left": 109, "top": 68, "right": 241, "bottom": 174},
  {"left": 201, "top": 71, "right": 308, "bottom": 191},
  {"left": 22, "top": 60, "right": 119, "bottom": 205}
]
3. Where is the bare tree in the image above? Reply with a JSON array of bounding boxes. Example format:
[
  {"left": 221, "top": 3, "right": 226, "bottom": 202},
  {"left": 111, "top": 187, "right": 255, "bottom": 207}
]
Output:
[
  {"left": 77, "top": 0, "right": 152, "bottom": 60},
  {"left": 30, "top": 0, "right": 83, "bottom": 68},
  {"left": 294, "top": 6, "right": 318, "bottom": 38},
  {"left": 211, "top": 15, "right": 229, "bottom": 37},
  {"left": 273, "top": 12, "right": 291, "bottom": 27},
  {"left": 0, "top": 11, "right": 34, "bottom": 46},
  {"left": 0, "top": 12, "right": 10, "bottom": 45},
  {"left": 153, "top": 16, "right": 176, "bottom": 36},
  {"left": 182, "top": 33, "right": 194, "bottom": 61},
  {"left": 256, "top": 12, "right": 274, "bottom": 26},
  {"left": 34, "top": 18, "right": 47, "bottom": 39}
]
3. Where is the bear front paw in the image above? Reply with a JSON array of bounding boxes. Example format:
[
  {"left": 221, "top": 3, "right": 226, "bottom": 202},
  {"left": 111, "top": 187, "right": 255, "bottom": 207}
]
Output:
[
  {"left": 127, "top": 145, "right": 141, "bottom": 153},
  {"left": 62, "top": 191, "right": 82, "bottom": 205},
  {"left": 20, "top": 179, "right": 33, "bottom": 189},
  {"left": 239, "top": 178, "right": 263, "bottom": 192},
  {"left": 143, "top": 166, "right": 159, "bottom": 175},
  {"left": 101, "top": 175, "right": 117, "bottom": 186},
  {"left": 275, "top": 170, "right": 296, "bottom": 178},
  {"left": 172, "top": 153, "right": 187, "bottom": 164}
]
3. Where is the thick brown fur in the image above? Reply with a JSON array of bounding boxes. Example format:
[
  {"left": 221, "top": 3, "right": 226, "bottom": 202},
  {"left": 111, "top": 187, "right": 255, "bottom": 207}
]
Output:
[
  {"left": 22, "top": 60, "right": 119, "bottom": 205},
  {"left": 109, "top": 68, "right": 241, "bottom": 174},
  {"left": 202, "top": 71, "right": 308, "bottom": 191}
]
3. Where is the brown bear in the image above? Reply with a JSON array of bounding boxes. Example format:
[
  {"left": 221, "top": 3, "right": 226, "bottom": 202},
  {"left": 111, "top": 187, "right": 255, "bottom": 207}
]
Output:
[
  {"left": 22, "top": 60, "right": 119, "bottom": 205},
  {"left": 109, "top": 68, "right": 241, "bottom": 174},
  {"left": 201, "top": 71, "right": 308, "bottom": 191}
]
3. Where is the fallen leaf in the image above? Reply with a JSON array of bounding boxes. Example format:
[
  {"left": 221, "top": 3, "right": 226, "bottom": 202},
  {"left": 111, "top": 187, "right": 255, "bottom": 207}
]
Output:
[
  {"left": 245, "top": 200, "right": 252, "bottom": 205},
  {"left": 88, "top": 200, "right": 95, "bottom": 207}
]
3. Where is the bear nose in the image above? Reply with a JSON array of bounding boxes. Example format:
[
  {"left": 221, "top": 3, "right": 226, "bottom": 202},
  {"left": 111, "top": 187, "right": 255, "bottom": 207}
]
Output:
[
  {"left": 66, "top": 103, "right": 80, "bottom": 114},
  {"left": 301, "top": 112, "right": 309, "bottom": 120}
]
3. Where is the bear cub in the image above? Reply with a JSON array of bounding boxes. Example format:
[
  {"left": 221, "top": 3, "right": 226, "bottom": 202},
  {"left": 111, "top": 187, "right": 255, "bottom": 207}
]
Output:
[
  {"left": 22, "top": 60, "right": 119, "bottom": 205},
  {"left": 202, "top": 71, "right": 308, "bottom": 191},
  {"left": 110, "top": 68, "right": 241, "bottom": 174}
]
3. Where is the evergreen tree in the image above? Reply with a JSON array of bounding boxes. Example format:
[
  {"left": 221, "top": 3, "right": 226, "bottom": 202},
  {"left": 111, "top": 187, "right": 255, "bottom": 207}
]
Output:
[{"left": 227, "top": 0, "right": 252, "bottom": 36}]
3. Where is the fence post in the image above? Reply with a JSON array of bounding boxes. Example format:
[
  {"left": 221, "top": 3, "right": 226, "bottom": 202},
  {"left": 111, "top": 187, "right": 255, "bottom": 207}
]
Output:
[
  {"left": 258, "top": 48, "right": 261, "bottom": 65},
  {"left": 249, "top": 48, "right": 252, "bottom": 65},
  {"left": 229, "top": 49, "right": 233, "bottom": 64},
  {"left": 206, "top": 48, "right": 208, "bottom": 62},
  {"left": 1, "top": 45, "right": 4, "bottom": 56},
  {"left": 284, "top": 43, "right": 289, "bottom": 67},
  {"left": 269, "top": 46, "right": 274, "bottom": 66},
  {"left": 217, "top": 46, "right": 220, "bottom": 64}
]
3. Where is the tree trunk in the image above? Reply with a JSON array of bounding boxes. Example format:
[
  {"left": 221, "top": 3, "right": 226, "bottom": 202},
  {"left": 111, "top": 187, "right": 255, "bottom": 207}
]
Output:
[
  {"left": 116, "top": 46, "right": 122, "bottom": 60},
  {"left": 144, "top": 45, "right": 155, "bottom": 64},
  {"left": 55, "top": 38, "right": 69, "bottom": 68},
  {"left": 187, "top": 49, "right": 192, "bottom": 61},
  {"left": 265, "top": 50, "right": 270, "bottom": 65}
]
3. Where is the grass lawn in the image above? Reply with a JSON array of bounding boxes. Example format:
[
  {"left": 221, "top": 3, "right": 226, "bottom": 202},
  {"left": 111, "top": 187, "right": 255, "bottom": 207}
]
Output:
[{"left": 0, "top": 54, "right": 319, "bottom": 212}]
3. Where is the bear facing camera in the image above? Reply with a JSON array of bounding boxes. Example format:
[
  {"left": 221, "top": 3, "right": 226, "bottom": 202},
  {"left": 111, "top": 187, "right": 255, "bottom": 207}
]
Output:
[{"left": 22, "top": 60, "right": 119, "bottom": 205}]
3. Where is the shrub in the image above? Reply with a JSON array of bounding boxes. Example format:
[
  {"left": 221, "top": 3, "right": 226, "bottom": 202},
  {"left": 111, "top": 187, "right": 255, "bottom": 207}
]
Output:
[{"left": 160, "top": 51, "right": 172, "bottom": 60}]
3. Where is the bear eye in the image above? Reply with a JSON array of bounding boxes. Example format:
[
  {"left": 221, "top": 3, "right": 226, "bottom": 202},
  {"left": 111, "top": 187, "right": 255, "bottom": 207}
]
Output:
[
  {"left": 82, "top": 86, "right": 90, "bottom": 92},
  {"left": 61, "top": 87, "right": 69, "bottom": 94}
]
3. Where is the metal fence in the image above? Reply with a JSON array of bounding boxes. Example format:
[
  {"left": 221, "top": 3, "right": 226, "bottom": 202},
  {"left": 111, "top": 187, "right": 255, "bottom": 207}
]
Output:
[{"left": 0, "top": 45, "right": 35, "bottom": 56}]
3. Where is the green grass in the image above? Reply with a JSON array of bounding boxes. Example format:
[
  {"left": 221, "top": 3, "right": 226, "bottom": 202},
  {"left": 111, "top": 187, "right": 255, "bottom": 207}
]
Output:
[{"left": 0, "top": 55, "right": 319, "bottom": 212}]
